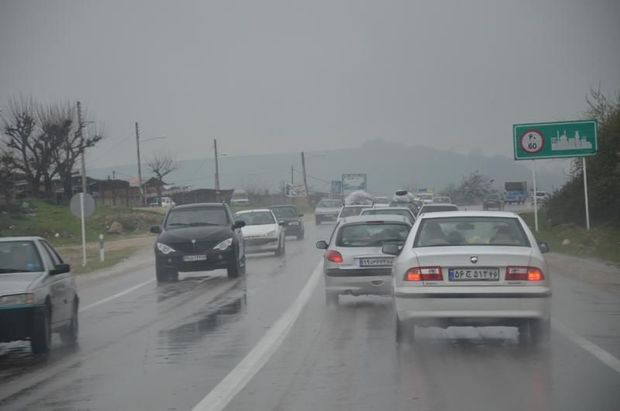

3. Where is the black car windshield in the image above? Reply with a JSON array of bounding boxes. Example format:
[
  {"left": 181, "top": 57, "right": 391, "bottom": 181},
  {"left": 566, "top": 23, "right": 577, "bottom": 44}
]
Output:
[
  {"left": 0, "top": 241, "right": 44, "bottom": 273},
  {"left": 414, "top": 217, "right": 530, "bottom": 247},
  {"left": 165, "top": 207, "right": 229, "bottom": 228},
  {"left": 236, "top": 211, "right": 276, "bottom": 225},
  {"left": 336, "top": 223, "right": 410, "bottom": 247},
  {"left": 362, "top": 209, "right": 414, "bottom": 223},
  {"left": 271, "top": 207, "right": 297, "bottom": 218},
  {"left": 318, "top": 199, "right": 342, "bottom": 208},
  {"left": 420, "top": 205, "right": 458, "bottom": 213}
]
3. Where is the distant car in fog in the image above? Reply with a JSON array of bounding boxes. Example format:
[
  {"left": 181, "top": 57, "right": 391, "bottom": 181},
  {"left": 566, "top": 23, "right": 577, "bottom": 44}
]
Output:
[
  {"left": 483, "top": 193, "right": 504, "bottom": 210},
  {"left": 372, "top": 196, "right": 390, "bottom": 208},
  {"left": 360, "top": 206, "right": 416, "bottom": 224},
  {"left": 271, "top": 205, "right": 305, "bottom": 240},
  {"left": 314, "top": 198, "right": 343, "bottom": 225},
  {"left": 235, "top": 209, "right": 286, "bottom": 256},
  {"left": 416, "top": 192, "right": 434, "bottom": 204},
  {"left": 336, "top": 205, "right": 367, "bottom": 221},
  {"left": 531, "top": 191, "right": 550, "bottom": 205},
  {"left": 417, "top": 203, "right": 459, "bottom": 215},
  {"left": 316, "top": 215, "right": 412, "bottom": 305},
  {"left": 432, "top": 196, "right": 451, "bottom": 204},
  {"left": 385, "top": 210, "right": 552, "bottom": 345},
  {"left": 231, "top": 189, "right": 250, "bottom": 205}
]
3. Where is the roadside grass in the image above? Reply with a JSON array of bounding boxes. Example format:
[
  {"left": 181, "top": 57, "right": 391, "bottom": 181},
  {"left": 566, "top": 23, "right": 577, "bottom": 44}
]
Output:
[
  {"left": 520, "top": 211, "right": 620, "bottom": 265},
  {"left": 0, "top": 199, "right": 164, "bottom": 247},
  {"left": 63, "top": 246, "right": 140, "bottom": 275}
]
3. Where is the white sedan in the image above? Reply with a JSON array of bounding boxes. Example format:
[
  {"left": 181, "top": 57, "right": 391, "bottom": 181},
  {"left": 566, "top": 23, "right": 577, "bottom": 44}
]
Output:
[
  {"left": 235, "top": 209, "right": 286, "bottom": 256},
  {"left": 384, "top": 211, "right": 551, "bottom": 345}
]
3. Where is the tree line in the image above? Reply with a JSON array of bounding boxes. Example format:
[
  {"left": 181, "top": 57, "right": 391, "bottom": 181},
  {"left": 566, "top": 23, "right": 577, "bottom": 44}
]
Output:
[{"left": 0, "top": 97, "right": 103, "bottom": 202}]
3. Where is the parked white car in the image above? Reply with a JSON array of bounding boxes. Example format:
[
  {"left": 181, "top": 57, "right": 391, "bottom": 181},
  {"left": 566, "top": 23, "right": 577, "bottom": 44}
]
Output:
[
  {"left": 235, "top": 209, "right": 286, "bottom": 256},
  {"left": 0, "top": 237, "right": 79, "bottom": 354},
  {"left": 385, "top": 211, "right": 551, "bottom": 345}
]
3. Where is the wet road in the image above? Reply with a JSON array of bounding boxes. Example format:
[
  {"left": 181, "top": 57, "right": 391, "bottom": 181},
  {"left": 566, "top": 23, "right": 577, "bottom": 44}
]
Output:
[{"left": 1, "top": 221, "right": 620, "bottom": 410}]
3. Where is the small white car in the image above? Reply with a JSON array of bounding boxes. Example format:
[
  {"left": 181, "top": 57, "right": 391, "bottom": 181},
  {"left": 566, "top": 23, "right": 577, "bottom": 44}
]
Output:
[
  {"left": 372, "top": 196, "right": 391, "bottom": 208},
  {"left": 0, "top": 237, "right": 79, "bottom": 354},
  {"left": 314, "top": 199, "right": 343, "bottom": 225},
  {"left": 360, "top": 207, "right": 416, "bottom": 224},
  {"left": 235, "top": 209, "right": 286, "bottom": 256},
  {"left": 316, "top": 215, "right": 412, "bottom": 305},
  {"left": 386, "top": 211, "right": 551, "bottom": 345}
]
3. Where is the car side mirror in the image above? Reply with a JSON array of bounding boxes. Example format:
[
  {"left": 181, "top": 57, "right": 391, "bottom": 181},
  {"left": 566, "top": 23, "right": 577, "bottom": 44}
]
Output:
[
  {"left": 233, "top": 220, "right": 246, "bottom": 229},
  {"left": 278, "top": 220, "right": 287, "bottom": 226},
  {"left": 50, "top": 263, "right": 71, "bottom": 275},
  {"left": 538, "top": 241, "right": 550, "bottom": 254},
  {"left": 382, "top": 243, "right": 402, "bottom": 256},
  {"left": 315, "top": 240, "right": 328, "bottom": 250},
  {"left": 150, "top": 226, "right": 162, "bottom": 234}
]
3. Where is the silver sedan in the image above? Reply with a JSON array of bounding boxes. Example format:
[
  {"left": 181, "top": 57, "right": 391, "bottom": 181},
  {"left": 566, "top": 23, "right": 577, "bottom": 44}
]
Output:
[
  {"left": 385, "top": 211, "right": 551, "bottom": 345},
  {"left": 316, "top": 215, "right": 412, "bottom": 306}
]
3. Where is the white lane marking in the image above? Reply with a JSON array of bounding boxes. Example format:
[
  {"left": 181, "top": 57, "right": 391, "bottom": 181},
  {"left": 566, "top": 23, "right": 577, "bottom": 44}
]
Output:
[
  {"left": 552, "top": 318, "right": 620, "bottom": 374},
  {"left": 192, "top": 260, "right": 323, "bottom": 411},
  {"left": 79, "top": 279, "right": 155, "bottom": 312}
]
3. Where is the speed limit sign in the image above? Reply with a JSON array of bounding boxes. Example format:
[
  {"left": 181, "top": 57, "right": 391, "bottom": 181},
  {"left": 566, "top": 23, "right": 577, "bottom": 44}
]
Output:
[{"left": 520, "top": 130, "right": 544, "bottom": 154}]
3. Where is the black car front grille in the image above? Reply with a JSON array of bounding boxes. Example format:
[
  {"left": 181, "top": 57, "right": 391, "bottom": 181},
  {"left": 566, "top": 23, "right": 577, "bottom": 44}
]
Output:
[{"left": 171, "top": 240, "right": 219, "bottom": 253}]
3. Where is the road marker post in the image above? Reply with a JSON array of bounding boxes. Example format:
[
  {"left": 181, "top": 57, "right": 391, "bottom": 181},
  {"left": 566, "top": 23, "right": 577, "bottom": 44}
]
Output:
[{"left": 99, "top": 234, "right": 105, "bottom": 262}]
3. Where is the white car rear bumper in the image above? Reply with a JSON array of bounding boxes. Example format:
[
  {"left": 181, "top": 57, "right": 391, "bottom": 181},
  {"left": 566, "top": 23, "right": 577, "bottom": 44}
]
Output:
[
  {"left": 326, "top": 275, "right": 392, "bottom": 296},
  {"left": 394, "top": 286, "right": 551, "bottom": 323}
]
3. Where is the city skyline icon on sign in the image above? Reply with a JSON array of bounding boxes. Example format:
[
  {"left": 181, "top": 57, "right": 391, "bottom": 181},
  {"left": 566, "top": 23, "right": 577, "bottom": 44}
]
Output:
[{"left": 550, "top": 130, "right": 593, "bottom": 151}]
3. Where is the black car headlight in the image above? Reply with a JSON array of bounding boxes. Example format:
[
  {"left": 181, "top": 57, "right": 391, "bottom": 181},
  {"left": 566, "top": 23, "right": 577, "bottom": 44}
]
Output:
[
  {"left": 156, "top": 242, "right": 176, "bottom": 255},
  {"left": 0, "top": 293, "right": 34, "bottom": 306},
  {"left": 213, "top": 238, "right": 233, "bottom": 251}
]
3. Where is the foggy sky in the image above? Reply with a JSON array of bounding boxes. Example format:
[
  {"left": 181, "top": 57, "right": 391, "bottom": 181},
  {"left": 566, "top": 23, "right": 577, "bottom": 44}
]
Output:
[{"left": 1, "top": 0, "right": 619, "bottom": 170}]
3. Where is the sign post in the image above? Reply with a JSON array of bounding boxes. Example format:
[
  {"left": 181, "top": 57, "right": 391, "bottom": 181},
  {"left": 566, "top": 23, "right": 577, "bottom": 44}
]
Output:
[
  {"left": 513, "top": 120, "right": 597, "bottom": 231},
  {"left": 70, "top": 193, "right": 96, "bottom": 265}
]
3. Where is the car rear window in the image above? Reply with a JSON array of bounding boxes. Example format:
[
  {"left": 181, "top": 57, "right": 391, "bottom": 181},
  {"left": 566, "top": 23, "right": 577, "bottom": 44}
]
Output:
[
  {"left": 235, "top": 211, "right": 276, "bottom": 225},
  {"left": 361, "top": 209, "right": 414, "bottom": 222},
  {"left": 414, "top": 217, "right": 530, "bottom": 247},
  {"left": 318, "top": 200, "right": 342, "bottom": 207},
  {"left": 336, "top": 223, "right": 410, "bottom": 247},
  {"left": 271, "top": 207, "right": 297, "bottom": 218},
  {"left": 0, "top": 241, "right": 44, "bottom": 273},
  {"left": 420, "top": 205, "right": 458, "bottom": 213}
]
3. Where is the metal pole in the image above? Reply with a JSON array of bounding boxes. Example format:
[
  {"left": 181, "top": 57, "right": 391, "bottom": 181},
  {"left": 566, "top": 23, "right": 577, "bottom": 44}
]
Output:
[
  {"left": 80, "top": 192, "right": 86, "bottom": 266},
  {"left": 583, "top": 157, "right": 591, "bottom": 230},
  {"left": 291, "top": 165, "right": 294, "bottom": 184},
  {"left": 301, "top": 152, "right": 309, "bottom": 200},
  {"left": 135, "top": 122, "right": 144, "bottom": 206},
  {"left": 532, "top": 160, "right": 538, "bottom": 232},
  {"left": 214, "top": 138, "right": 220, "bottom": 191},
  {"left": 77, "top": 101, "right": 87, "bottom": 195},
  {"left": 99, "top": 234, "right": 105, "bottom": 262}
]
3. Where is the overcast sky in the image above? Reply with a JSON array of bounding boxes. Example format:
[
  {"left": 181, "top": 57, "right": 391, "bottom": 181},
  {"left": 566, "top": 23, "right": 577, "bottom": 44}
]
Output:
[{"left": 1, "top": 0, "right": 619, "bottom": 169}]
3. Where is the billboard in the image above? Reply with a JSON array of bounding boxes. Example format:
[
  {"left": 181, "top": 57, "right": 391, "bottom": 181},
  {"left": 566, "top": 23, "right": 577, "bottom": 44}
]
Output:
[{"left": 341, "top": 173, "right": 367, "bottom": 195}]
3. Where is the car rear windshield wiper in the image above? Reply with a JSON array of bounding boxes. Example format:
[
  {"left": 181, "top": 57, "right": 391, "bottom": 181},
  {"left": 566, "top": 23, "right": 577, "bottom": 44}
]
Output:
[{"left": 0, "top": 268, "right": 28, "bottom": 273}]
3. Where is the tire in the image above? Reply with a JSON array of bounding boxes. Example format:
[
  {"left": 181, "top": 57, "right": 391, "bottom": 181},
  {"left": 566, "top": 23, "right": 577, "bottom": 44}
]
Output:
[
  {"left": 297, "top": 231, "right": 304, "bottom": 240},
  {"left": 315, "top": 216, "right": 321, "bottom": 225},
  {"left": 396, "top": 316, "right": 414, "bottom": 344},
  {"left": 275, "top": 236, "right": 285, "bottom": 256},
  {"left": 60, "top": 300, "right": 79, "bottom": 346},
  {"left": 529, "top": 319, "right": 551, "bottom": 346},
  {"left": 325, "top": 290, "right": 338, "bottom": 307},
  {"left": 227, "top": 253, "right": 241, "bottom": 278},
  {"left": 239, "top": 255, "right": 246, "bottom": 275},
  {"left": 31, "top": 305, "right": 52, "bottom": 354},
  {"left": 156, "top": 263, "right": 178, "bottom": 283}
]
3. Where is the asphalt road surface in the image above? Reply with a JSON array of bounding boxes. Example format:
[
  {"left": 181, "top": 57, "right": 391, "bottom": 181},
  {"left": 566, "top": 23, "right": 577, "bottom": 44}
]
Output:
[{"left": 1, "top": 221, "right": 619, "bottom": 411}]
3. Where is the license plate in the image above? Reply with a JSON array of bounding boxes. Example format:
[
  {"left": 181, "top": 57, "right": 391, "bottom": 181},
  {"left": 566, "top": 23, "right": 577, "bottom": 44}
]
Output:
[
  {"left": 448, "top": 268, "right": 499, "bottom": 281},
  {"left": 359, "top": 257, "right": 393, "bottom": 267},
  {"left": 183, "top": 255, "right": 207, "bottom": 262}
]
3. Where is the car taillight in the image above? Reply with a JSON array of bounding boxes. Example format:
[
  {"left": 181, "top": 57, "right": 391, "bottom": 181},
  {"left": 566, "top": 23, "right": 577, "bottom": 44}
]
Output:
[
  {"left": 505, "top": 266, "right": 544, "bottom": 281},
  {"left": 404, "top": 267, "right": 443, "bottom": 281},
  {"left": 325, "top": 250, "right": 343, "bottom": 264}
]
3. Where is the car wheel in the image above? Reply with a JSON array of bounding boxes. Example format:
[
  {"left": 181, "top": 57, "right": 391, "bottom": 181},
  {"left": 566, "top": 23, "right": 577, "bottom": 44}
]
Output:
[
  {"left": 239, "top": 254, "right": 246, "bottom": 275},
  {"left": 31, "top": 304, "right": 52, "bottom": 354},
  {"left": 60, "top": 300, "right": 79, "bottom": 346},
  {"left": 529, "top": 319, "right": 551, "bottom": 346},
  {"left": 227, "top": 253, "right": 241, "bottom": 278},
  {"left": 325, "top": 290, "right": 338, "bottom": 307},
  {"left": 275, "top": 236, "right": 285, "bottom": 256},
  {"left": 396, "top": 316, "right": 414, "bottom": 344},
  {"left": 297, "top": 231, "right": 304, "bottom": 240},
  {"left": 315, "top": 216, "right": 321, "bottom": 225},
  {"left": 156, "top": 263, "right": 178, "bottom": 283}
]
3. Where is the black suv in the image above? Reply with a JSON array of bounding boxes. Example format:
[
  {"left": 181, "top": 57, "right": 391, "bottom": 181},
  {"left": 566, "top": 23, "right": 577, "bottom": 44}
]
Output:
[
  {"left": 271, "top": 205, "right": 305, "bottom": 240},
  {"left": 150, "top": 203, "right": 246, "bottom": 282}
]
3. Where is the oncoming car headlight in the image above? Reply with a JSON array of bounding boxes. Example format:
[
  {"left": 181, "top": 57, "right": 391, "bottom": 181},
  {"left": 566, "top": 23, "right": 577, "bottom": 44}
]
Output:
[
  {"left": 0, "top": 293, "right": 34, "bottom": 306},
  {"left": 156, "top": 243, "right": 176, "bottom": 255},
  {"left": 213, "top": 238, "right": 233, "bottom": 251}
]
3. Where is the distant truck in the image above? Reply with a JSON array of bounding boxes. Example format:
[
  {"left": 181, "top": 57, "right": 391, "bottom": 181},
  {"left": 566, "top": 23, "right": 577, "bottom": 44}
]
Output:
[{"left": 504, "top": 181, "right": 528, "bottom": 204}]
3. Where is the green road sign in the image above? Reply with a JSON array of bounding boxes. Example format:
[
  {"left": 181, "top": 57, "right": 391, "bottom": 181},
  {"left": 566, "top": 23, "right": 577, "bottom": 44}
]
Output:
[{"left": 513, "top": 120, "right": 598, "bottom": 160}]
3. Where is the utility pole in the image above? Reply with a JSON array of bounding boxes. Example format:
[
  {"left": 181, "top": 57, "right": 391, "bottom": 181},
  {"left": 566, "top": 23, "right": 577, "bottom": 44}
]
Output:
[
  {"left": 301, "top": 152, "right": 309, "bottom": 200},
  {"left": 291, "top": 165, "right": 294, "bottom": 184},
  {"left": 77, "top": 101, "right": 87, "bottom": 194},
  {"left": 214, "top": 138, "right": 221, "bottom": 201},
  {"left": 135, "top": 122, "right": 144, "bottom": 206}
]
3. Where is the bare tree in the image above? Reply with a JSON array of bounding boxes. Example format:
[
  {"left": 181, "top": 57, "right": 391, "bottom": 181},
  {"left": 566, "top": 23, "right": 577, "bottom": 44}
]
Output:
[
  {"left": 147, "top": 151, "right": 178, "bottom": 196},
  {"left": 0, "top": 147, "right": 15, "bottom": 206}
]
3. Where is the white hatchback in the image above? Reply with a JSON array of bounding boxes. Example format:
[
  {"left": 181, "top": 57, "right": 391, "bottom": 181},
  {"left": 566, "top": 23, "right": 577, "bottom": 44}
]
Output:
[{"left": 385, "top": 211, "right": 551, "bottom": 345}]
